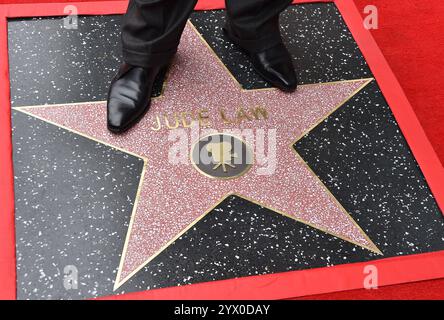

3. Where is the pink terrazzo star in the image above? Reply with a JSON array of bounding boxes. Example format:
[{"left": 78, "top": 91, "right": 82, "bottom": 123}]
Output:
[{"left": 17, "top": 22, "right": 380, "bottom": 289}]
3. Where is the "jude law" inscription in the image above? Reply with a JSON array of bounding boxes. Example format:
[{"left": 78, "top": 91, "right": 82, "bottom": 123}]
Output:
[{"left": 150, "top": 106, "right": 268, "bottom": 131}]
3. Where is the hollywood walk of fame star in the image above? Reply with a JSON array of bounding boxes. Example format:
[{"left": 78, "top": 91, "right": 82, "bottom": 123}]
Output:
[{"left": 15, "top": 22, "right": 381, "bottom": 290}]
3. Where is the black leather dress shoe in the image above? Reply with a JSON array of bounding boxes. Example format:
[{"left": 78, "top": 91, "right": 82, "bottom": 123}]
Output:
[
  {"left": 107, "top": 63, "right": 162, "bottom": 133},
  {"left": 223, "top": 25, "right": 297, "bottom": 92}
]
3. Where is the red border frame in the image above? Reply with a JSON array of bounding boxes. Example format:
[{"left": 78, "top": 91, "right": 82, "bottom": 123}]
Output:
[{"left": 0, "top": 0, "right": 443, "bottom": 300}]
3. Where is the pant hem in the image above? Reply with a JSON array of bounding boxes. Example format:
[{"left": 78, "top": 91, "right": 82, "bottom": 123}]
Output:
[
  {"left": 224, "top": 23, "right": 283, "bottom": 53},
  {"left": 122, "top": 47, "right": 177, "bottom": 68}
]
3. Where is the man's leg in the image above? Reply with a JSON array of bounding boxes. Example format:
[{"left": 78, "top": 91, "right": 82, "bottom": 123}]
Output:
[
  {"left": 122, "top": 0, "right": 198, "bottom": 68},
  {"left": 107, "top": 0, "right": 197, "bottom": 133},
  {"left": 224, "top": 0, "right": 297, "bottom": 91}
]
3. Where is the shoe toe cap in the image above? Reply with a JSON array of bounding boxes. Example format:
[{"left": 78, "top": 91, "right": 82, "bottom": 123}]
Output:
[
  {"left": 265, "top": 64, "right": 298, "bottom": 92},
  {"left": 107, "top": 96, "right": 138, "bottom": 132}
]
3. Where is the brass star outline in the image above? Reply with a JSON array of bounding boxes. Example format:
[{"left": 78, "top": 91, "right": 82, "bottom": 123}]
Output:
[{"left": 14, "top": 21, "right": 382, "bottom": 291}]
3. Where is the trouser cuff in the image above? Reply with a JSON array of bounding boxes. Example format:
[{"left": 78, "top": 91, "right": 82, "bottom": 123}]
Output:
[
  {"left": 122, "top": 47, "right": 177, "bottom": 68},
  {"left": 224, "top": 23, "right": 283, "bottom": 53}
]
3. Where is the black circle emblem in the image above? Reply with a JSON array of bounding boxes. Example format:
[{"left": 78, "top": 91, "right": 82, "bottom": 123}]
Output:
[{"left": 191, "top": 133, "right": 253, "bottom": 180}]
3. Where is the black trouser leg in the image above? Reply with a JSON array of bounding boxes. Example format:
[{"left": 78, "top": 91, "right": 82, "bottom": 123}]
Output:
[
  {"left": 121, "top": 0, "right": 292, "bottom": 67},
  {"left": 225, "top": 0, "right": 292, "bottom": 52},
  {"left": 121, "top": 0, "right": 198, "bottom": 68}
]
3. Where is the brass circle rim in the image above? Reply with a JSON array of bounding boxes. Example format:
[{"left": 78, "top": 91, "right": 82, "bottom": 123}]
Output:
[{"left": 190, "top": 132, "right": 254, "bottom": 180}]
